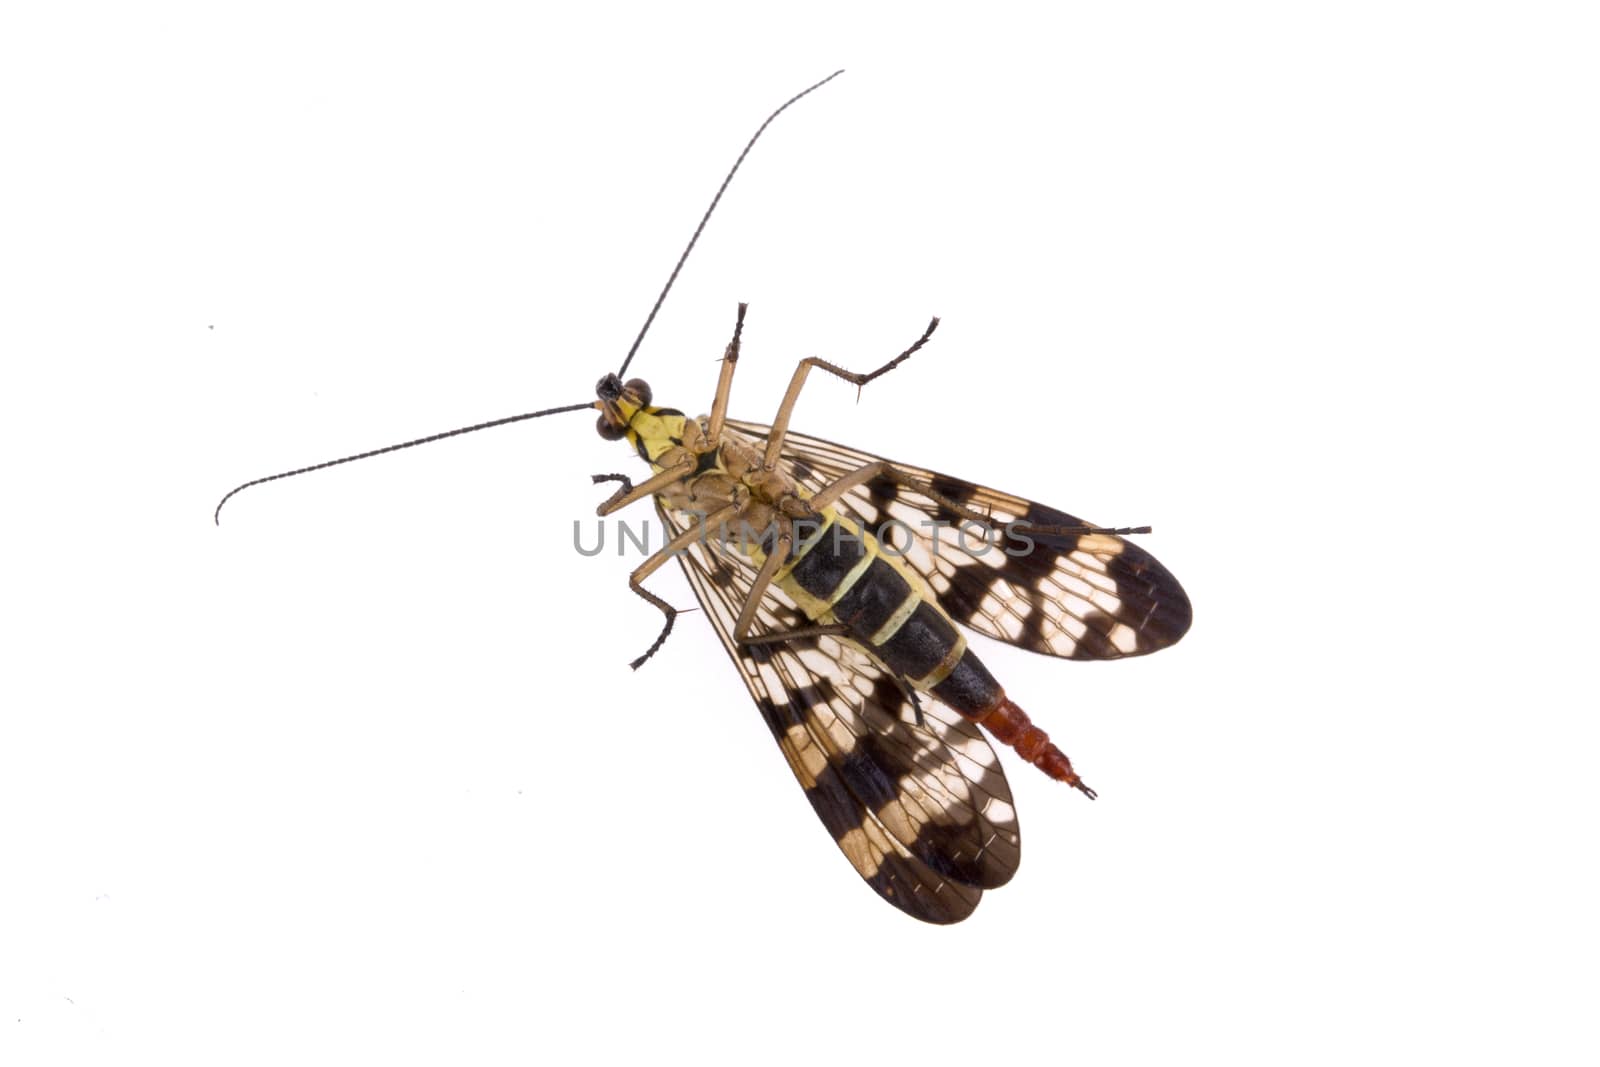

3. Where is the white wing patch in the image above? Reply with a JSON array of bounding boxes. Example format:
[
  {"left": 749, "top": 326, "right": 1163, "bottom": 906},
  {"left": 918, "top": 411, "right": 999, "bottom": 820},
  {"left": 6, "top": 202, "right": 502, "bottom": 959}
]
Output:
[
  {"left": 729, "top": 420, "right": 1192, "bottom": 661},
  {"left": 656, "top": 497, "right": 1019, "bottom": 925}
]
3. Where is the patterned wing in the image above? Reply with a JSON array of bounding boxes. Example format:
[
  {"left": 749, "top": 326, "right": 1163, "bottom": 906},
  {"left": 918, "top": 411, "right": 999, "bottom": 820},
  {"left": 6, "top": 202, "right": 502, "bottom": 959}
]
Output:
[
  {"left": 655, "top": 501, "right": 1020, "bottom": 925},
  {"left": 728, "top": 420, "right": 1192, "bottom": 661}
]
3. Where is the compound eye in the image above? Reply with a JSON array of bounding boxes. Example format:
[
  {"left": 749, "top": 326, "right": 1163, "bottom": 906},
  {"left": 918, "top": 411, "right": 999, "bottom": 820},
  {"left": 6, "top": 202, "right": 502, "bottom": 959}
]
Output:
[
  {"left": 624, "top": 379, "right": 652, "bottom": 407},
  {"left": 596, "top": 413, "right": 627, "bottom": 440}
]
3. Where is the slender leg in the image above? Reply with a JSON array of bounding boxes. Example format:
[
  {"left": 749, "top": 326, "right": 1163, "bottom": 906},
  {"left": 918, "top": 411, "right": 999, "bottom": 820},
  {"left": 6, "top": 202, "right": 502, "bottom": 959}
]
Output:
[
  {"left": 761, "top": 317, "right": 940, "bottom": 469},
  {"left": 729, "top": 519, "right": 852, "bottom": 647},
  {"left": 736, "top": 624, "right": 852, "bottom": 647},
  {"left": 704, "top": 303, "right": 748, "bottom": 445},
  {"left": 593, "top": 459, "right": 695, "bottom": 516},
  {"left": 731, "top": 522, "right": 790, "bottom": 642},
  {"left": 625, "top": 502, "right": 738, "bottom": 669},
  {"left": 808, "top": 460, "right": 1150, "bottom": 538}
]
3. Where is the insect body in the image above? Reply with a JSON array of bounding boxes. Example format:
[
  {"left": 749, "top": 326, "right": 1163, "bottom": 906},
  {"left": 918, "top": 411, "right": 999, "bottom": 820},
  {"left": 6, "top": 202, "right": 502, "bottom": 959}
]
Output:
[
  {"left": 588, "top": 304, "right": 1190, "bottom": 923},
  {"left": 217, "top": 72, "right": 1191, "bottom": 924}
]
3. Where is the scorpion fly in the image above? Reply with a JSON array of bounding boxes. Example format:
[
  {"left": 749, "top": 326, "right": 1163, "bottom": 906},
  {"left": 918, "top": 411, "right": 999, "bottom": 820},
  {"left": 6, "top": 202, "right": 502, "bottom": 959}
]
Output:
[{"left": 216, "top": 71, "right": 1192, "bottom": 924}]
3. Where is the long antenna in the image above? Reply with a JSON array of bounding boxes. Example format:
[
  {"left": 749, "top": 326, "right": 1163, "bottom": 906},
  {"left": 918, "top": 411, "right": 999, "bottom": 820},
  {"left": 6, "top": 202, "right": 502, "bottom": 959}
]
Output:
[
  {"left": 615, "top": 69, "right": 844, "bottom": 378},
  {"left": 215, "top": 71, "right": 845, "bottom": 525},
  {"left": 213, "top": 401, "right": 591, "bottom": 524}
]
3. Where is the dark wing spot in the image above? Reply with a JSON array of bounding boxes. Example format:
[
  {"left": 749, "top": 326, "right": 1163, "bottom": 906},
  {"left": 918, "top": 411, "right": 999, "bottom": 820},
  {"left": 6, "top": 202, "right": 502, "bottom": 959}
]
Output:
[
  {"left": 930, "top": 475, "right": 976, "bottom": 504},
  {"left": 708, "top": 559, "right": 737, "bottom": 589},
  {"left": 868, "top": 475, "right": 898, "bottom": 511},
  {"left": 1067, "top": 608, "right": 1122, "bottom": 660},
  {"left": 929, "top": 475, "right": 978, "bottom": 524},
  {"left": 870, "top": 672, "right": 915, "bottom": 724}
]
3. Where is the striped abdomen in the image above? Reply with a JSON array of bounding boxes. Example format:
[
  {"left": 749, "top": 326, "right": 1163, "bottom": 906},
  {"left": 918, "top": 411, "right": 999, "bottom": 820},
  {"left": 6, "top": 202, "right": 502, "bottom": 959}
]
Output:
[{"left": 777, "top": 512, "right": 1094, "bottom": 794}]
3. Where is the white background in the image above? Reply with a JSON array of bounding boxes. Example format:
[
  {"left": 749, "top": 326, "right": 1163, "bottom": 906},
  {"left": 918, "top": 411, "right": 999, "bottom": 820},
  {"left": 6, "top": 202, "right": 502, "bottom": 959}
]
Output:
[{"left": 4, "top": 2, "right": 1596, "bottom": 1064}]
